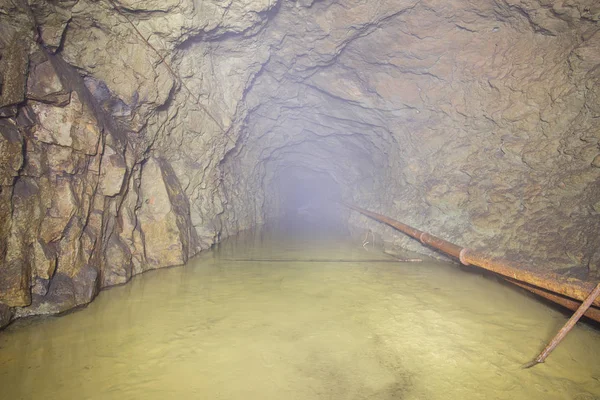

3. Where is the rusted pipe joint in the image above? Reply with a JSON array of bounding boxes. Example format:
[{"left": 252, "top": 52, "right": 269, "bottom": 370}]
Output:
[{"left": 459, "top": 248, "right": 470, "bottom": 266}]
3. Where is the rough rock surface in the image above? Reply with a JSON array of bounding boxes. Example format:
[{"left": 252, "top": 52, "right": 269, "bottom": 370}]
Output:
[{"left": 0, "top": 0, "right": 599, "bottom": 326}]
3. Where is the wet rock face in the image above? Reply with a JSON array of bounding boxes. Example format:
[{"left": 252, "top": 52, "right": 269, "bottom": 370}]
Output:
[
  {"left": 220, "top": 0, "right": 600, "bottom": 273},
  {"left": 1, "top": 0, "right": 599, "bottom": 326}
]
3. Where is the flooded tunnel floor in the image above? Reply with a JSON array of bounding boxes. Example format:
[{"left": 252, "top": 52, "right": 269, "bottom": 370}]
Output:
[{"left": 1, "top": 223, "right": 600, "bottom": 399}]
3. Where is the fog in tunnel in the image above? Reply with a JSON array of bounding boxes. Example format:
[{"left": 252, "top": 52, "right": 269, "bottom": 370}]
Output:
[
  {"left": 256, "top": 129, "right": 388, "bottom": 233},
  {"left": 266, "top": 165, "right": 343, "bottom": 227}
]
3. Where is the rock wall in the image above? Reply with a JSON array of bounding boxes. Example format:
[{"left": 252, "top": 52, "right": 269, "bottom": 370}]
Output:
[
  {"left": 1, "top": 0, "right": 599, "bottom": 327},
  {"left": 0, "top": 0, "right": 264, "bottom": 326},
  {"left": 221, "top": 0, "right": 600, "bottom": 273}
]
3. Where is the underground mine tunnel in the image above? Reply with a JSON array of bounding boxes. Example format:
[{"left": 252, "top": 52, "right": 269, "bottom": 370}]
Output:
[{"left": 1, "top": 0, "right": 600, "bottom": 398}]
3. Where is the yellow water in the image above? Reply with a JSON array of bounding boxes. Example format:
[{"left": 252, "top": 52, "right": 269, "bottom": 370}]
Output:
[{"left": 1, "top": 223, "right": 599, "bottom": 399}]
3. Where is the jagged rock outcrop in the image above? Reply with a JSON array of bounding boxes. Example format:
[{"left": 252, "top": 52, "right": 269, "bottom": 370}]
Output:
[{"left": 1, "top": 0, "right": 599, "bottom": 327}]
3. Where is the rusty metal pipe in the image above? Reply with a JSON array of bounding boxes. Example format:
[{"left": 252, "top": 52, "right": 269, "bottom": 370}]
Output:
[
  {"left": 506, "top": 278, "right": 600, "bottom": 322},
  {"left": 524, "top": 283, "right": 600, "bottom": 367},
  {"left": 419, "top": 232, "right": 463, "bottom": 259},
  {"left": 461, "top": 249, "right": 600, "bottom": 308},
  {"left": 343, "top": 202, "right": 466, "bottom": 257},
  {"left": 343, "top": 202, "right": 600, "bottom": 319},
  {"left": 343, "top": 203, "right": 424, "bottom": 239}
]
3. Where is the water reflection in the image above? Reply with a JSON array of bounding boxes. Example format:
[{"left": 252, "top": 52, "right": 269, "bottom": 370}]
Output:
[{"left": 1, "top": 223, "right": 599, "bottom": 399}]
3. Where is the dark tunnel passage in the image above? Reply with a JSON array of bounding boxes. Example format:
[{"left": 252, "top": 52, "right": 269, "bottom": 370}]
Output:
[
  {"left": 249, "top": 132, "right": 388, "bottom": 237},
  {"left": 268, "top": 165, "right": 344, "bottom": 231}
]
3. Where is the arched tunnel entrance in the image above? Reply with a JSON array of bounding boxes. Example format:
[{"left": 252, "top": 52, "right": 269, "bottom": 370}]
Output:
[{"left": 232, "top": 122, "right": 392, "bottom": 240}]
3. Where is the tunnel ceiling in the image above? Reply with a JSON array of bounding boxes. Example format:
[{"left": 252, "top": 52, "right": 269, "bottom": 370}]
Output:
[{"left": 0, "top": 0, "right": 599, "bottom": 323}]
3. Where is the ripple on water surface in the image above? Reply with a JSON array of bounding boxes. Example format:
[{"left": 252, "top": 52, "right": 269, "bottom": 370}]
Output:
[{"left": 1, "top": 226, "right": 599, "bottom": 399}]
